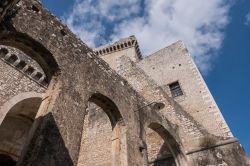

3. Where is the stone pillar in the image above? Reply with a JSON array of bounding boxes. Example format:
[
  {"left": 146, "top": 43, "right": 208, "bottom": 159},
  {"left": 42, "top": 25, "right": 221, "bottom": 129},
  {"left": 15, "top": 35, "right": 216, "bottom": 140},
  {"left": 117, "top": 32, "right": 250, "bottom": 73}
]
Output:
[
  {"left": 16, "top": 78, "right": 87, "bottom": 166},
  {"left": 111, "top": 120, "right": 128, "bottom": 166}
]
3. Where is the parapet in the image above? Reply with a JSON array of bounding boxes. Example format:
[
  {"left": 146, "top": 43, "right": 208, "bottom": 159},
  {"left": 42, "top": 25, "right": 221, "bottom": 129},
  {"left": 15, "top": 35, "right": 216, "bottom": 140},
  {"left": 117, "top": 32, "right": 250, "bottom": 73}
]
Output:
[{"left": 94, "top": 36, "right": 142, "bottom": 60}]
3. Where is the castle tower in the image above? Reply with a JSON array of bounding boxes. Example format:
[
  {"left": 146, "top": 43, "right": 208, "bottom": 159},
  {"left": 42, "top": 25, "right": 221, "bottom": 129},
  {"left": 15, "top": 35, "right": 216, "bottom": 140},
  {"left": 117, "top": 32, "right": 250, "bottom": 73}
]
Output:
[
  {"left": 94, "top": 37, "right": 232, "bottom": 138},
  {"left": 0, "top": 0, "right": 249, "bottom": 165},
  {"left": 94, "top": 36, "right": 142, "bottom": 70}
]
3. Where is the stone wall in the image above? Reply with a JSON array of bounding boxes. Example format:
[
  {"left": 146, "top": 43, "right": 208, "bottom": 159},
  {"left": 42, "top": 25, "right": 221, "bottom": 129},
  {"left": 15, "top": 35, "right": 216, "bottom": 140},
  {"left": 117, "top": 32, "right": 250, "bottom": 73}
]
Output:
[
  {"left": 0, "top": 115, "right": 34, "bottom": 160},
  {"left": 78, "top": 102, "right": 112, "bottom": 166},
  {"left": 0, "top": 45, "right": 45, "bottom": 162},
  {"left": 96, "top": 39, "right": 250, "bottom": 165},
  {"left": 94, "top": 35, "right": 142, "bottom": 69},
  {"left": 137, "top": 41, "right": 231, "bottom": 137},
  {"left": 112, "top": 55, "right": 205, "bottom": 146},
  {"left": 0, "top": 0, "right": 248, "bottom": 165},
  {"left": 188, "top": 141, "right": 250, "bottom": 166},
  {"left": 0, "top": 53, "right": 45, "bottom": 101},
  {"left": 0, "top": 1, "right": 151, "bottom": 165},
  {"left": 146, "top": 128, "right": 175, "bottom": 166},
  {"left": 0, "top": 46, "right": 45, "bottom": 120}
]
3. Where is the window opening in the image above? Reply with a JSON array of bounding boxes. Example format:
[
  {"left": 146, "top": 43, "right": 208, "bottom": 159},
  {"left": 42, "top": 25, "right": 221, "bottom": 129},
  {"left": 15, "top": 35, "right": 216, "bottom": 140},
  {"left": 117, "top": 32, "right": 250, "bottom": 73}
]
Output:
[{"left": 169, "top": 81, "right": 183, "bottom": 98}]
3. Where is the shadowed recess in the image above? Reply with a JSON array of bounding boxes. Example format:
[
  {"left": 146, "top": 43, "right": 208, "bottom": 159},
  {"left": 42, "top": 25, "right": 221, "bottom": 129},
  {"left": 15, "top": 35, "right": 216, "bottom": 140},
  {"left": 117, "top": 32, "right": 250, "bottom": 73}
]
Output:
[
  {"left": 0, "top": 154, "right": 16, "bottom": 166},
  {"left": 148, "top": 123, "right": 186, "bottom": 166},
  {"left": 89, "top": 93, "right": 123, "bottom": 128},
  {"left": 17, "top": 113, "right": 74, "bottom": 166},
  {"left": 0, "top": 97, "right": 42, "bottom": 164}
]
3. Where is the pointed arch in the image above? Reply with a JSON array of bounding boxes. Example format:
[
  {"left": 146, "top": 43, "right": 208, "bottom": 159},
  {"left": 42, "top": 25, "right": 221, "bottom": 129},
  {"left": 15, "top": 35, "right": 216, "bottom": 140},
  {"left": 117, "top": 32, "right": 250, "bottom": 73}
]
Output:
[
  {"left": 88, "top": 93, "right": 124, "bottom": 128},
  {"left": 147, "top": 122, "right": 188, "bottom": 166},
  {"left": 78, "top": 93, "right": 127, "bottom": 166}
]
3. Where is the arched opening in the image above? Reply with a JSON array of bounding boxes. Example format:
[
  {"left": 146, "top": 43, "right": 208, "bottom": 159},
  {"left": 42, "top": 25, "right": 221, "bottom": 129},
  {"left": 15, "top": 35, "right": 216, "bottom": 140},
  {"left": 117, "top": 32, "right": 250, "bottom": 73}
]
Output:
[
  {"left": 78, "top": 93, "right": 126, "bottom": 166},
  {"left": 0, "top": 97, "right": 42, "bottom": 164},
  {"left": 0, "top": 32, "right": 59, "bottom": 164},
  {"left": 146, "top": 123, "right": 186, "bottom": 166}
]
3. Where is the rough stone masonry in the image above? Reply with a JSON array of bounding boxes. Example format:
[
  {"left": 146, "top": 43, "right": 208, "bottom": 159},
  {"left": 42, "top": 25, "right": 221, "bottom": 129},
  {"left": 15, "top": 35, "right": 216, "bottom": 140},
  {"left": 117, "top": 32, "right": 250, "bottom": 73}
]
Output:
[{"left": 0, "top": 0, "right": 249, "bottom": 166}]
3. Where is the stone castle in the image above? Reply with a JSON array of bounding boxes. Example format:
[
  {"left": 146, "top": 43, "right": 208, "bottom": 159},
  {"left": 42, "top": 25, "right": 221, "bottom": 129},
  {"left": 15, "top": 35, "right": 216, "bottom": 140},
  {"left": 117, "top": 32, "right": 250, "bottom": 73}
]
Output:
[{"left": 0, "top": 0, "right": 249, "bottom": 165}]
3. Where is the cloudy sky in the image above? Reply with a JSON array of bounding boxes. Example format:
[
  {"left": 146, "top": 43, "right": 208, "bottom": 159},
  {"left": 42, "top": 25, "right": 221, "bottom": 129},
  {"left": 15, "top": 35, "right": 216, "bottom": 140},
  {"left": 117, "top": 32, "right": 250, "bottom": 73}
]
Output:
[
  {"left": 62, "top": 0, "right": 231, "bottom": 74},
  {"left": 41, "top": 0, "right": 250, "bottom": 154}
]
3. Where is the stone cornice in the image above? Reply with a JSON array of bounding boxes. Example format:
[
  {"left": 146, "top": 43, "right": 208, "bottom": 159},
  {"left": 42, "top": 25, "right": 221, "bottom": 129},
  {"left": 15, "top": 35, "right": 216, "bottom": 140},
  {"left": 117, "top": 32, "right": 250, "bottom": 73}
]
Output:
[{"left": 0, "top": 46, "right": 48, "bottom": 87}]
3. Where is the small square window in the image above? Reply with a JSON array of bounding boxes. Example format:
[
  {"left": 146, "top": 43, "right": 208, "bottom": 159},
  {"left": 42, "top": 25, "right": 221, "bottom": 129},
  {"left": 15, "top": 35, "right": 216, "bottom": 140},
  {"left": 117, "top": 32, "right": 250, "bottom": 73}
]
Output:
[{"left": 169, "top": 81, "right": 183, "bottom": 98}]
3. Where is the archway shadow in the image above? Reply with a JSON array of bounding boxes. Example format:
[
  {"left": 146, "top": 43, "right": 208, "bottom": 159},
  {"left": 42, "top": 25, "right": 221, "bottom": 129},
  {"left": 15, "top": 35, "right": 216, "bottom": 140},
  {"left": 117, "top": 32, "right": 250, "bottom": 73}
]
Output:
[
  {"left": 17, "top": 112, "right": 74, "bottom": 166},
  {"left": 151, "top": 142, "right": 176, "bottom": 166},
  {"left": 0, "top": 154, "right": 16, "bottom": 166},
  {"left": 89, "top": 93, "right": 123, "bottom": 128},
  {"left": 148, "top": 123, "right": 185, "bottom": 166}
]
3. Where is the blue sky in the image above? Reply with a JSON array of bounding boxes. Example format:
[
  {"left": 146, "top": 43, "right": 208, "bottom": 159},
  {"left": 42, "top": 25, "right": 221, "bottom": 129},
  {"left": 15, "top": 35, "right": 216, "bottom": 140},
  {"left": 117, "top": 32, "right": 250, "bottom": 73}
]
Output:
[{"left": 40, "top": 0, "right": 250, "bottom": 155}]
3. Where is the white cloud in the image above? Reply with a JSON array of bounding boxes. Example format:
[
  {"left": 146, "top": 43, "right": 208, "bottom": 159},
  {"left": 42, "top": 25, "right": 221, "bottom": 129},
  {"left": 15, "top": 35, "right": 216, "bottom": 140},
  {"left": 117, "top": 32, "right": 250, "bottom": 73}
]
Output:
[
  {"left": 245, "top": 12, "right": 250, "bottom": 25},
  {"left": 63, "top": 0, "right": 231, "bottom": 74},
  {"left": 63, "top": 0, "right": 142, "bottom": 46}
]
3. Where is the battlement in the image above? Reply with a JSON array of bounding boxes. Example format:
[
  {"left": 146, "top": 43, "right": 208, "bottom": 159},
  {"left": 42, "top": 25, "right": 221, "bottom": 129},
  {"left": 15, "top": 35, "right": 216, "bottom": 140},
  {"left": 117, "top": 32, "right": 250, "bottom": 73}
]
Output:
[
  {"left": 94, "top": 36, "right": 142, "bottom": 59},
  {"left": 0, "top": 0, "right": 248, "bottom": 165},
  {"left": 0, "top": 46, "right": 48, "bottom": 87}
]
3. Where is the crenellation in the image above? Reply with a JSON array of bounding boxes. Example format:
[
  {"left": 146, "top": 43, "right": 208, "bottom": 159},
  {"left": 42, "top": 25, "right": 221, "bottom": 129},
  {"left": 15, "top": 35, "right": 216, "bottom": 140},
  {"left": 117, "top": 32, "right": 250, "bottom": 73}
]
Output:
[
  {"left": 94, "top": 36, "right": 142, "bottom": 60},
  {"left": 0, "top": 0, "right": 248, "bottom": 166}
]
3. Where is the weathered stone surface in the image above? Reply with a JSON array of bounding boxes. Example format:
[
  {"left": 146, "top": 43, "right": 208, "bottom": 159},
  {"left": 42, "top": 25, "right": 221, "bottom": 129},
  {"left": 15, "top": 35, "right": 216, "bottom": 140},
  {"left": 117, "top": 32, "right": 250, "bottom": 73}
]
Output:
[
  {"left": 0, "top": 0, "right": 248, "bottom": 166},
  {"left": 78, "top": 103, "right": 113, "bottom": 166}
]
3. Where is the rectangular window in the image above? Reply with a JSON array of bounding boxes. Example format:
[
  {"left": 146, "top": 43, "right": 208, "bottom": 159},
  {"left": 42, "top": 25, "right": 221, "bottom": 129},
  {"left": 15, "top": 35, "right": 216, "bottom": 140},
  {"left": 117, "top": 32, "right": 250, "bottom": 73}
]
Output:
[{"left": 169, "top": 81, "right": 183, "bottom": 98}]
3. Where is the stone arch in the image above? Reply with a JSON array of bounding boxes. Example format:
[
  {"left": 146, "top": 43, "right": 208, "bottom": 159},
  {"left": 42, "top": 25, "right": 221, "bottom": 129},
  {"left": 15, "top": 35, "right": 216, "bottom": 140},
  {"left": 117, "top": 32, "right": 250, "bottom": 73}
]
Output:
[
  {"left": 0, "top": 92, "right": 43, "bottom": 163},
  {"left": 78, "top": 93, "right": 127, "bottom": 166},
  {"left": 88, "top": 93, "right": 123, "bottom": 128},
  {"left": 0, "top": 92, "right": 43, "bottom": 124},
  {"left": 0, "top": 31, "right": 59, "bottom": 81},
  {"left": 0, "top": 30, "right": 60, "bottom": 163},
  {"left": 146, "top": 122, "right": 188, "bottom": 166}
]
